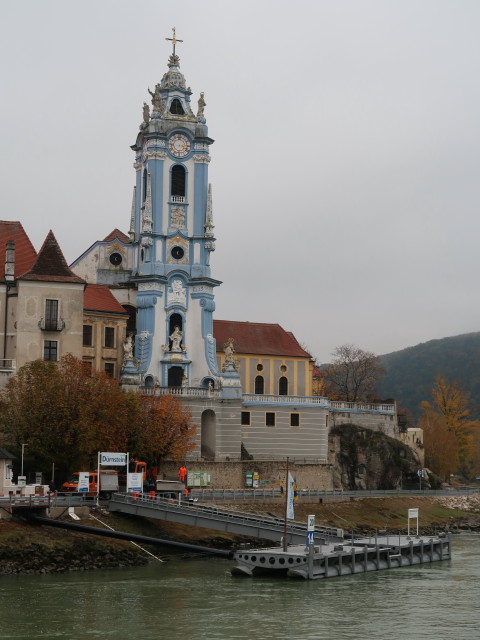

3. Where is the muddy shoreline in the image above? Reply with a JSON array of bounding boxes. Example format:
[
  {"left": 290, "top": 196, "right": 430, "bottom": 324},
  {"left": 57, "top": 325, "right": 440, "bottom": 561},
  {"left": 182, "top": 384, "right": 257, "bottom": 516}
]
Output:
[{"left": 1, "top": 494, "right": 478, "bottom": 575}]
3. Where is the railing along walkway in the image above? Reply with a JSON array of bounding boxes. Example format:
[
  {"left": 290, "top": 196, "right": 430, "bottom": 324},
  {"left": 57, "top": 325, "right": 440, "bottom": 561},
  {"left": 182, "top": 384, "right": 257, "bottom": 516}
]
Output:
[{"left": 108, "top": 493, "right": 344, "bottom": 544}]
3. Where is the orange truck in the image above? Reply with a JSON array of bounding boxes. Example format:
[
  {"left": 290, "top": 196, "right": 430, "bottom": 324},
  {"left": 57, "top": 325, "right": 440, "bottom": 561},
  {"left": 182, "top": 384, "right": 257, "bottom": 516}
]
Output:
[
  {"left": 62, "top": 460, "right": 151, "bottom": 498},
  {"left": 61, "top": 470, "right": 119, "bottom": 499}
]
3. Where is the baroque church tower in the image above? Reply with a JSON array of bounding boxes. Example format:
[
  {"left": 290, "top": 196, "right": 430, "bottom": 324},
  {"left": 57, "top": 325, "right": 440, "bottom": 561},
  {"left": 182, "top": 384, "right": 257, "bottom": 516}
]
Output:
[{"left": 126, "top": 33, "right": 239, "bottom": 396}]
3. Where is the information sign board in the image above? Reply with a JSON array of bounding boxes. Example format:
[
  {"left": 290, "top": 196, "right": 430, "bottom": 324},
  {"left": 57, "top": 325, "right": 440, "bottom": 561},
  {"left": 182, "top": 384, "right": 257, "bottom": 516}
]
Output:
[
  {"left": 78, "top": 472, "right": 90, "bottom": 492},
  {"left": 100, "top": 452, "right": 127, "bottom": 466}
]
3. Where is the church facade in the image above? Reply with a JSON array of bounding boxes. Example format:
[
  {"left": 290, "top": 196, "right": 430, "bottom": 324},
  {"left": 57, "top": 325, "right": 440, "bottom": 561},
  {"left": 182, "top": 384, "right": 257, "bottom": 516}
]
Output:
[{"left": 70, "top": 43, "right": 397, "bottom": 466}]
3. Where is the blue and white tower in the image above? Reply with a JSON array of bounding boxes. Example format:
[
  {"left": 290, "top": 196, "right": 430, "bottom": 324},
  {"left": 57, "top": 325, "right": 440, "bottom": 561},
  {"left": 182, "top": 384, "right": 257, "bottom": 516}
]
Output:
[{"left": 128, "top": 36, "right": 231, "bottom": 393}]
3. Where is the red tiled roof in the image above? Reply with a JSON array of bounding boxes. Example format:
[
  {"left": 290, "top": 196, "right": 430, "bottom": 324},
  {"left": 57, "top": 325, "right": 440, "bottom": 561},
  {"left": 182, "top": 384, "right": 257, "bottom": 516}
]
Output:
[
  {"left": 19, "top": 231, "right": 86, "bottom": 283},
  {"left": 103, "top": 229, "right": 130, "bottom": 243},
  {"left": 0, "top": 221, "right": 37, "bottom": 278},
  {"left": 84, "top": 284, "right": 128, "bottom": 314},
  {"left": 213, "top": 320, "right": 312, "bottom": 358}
]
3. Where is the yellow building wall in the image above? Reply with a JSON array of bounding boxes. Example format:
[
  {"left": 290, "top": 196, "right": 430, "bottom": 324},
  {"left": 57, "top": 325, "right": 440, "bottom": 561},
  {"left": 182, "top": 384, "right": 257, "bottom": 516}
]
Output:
[
  {"left": 82, "top": 312, "right": 127, "bottom": 380},
  {"left": 217, "top": 352, "right": 314, "bottom": 397}
]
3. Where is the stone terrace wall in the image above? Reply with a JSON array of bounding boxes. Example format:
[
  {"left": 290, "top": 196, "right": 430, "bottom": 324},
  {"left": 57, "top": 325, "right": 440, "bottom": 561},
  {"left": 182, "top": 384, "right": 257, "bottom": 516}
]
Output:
[
  {"left": 330, "top": 410, "right": 398, "bottom": 437},
  {"left": 160, "top": 460, "right": 333, "bottom": 492}
]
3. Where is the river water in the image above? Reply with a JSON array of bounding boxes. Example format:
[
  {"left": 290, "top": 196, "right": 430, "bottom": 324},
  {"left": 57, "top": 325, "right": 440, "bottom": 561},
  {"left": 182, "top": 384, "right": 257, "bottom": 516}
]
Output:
[{"left": 0, "top": 534, "right": 478, "bottom": 640}]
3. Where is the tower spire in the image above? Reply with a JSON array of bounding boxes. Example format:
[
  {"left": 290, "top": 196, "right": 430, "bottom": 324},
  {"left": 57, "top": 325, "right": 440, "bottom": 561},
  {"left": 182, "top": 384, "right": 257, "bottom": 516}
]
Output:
[{"left": 166, "top": 27, "right": 183, "bottom": 56}]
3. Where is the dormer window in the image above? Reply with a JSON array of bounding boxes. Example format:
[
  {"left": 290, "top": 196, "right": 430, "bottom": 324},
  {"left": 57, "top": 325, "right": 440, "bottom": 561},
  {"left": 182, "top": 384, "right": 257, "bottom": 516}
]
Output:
[{"left": 170, "top": 99, "right": 184, "bottom": 115}]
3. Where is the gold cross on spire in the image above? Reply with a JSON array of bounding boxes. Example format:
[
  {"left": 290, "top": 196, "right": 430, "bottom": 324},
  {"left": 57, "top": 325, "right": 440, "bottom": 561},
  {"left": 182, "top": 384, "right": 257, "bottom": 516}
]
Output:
[{"left": 166, "top": 27, "right": 183, "bottom": 55}]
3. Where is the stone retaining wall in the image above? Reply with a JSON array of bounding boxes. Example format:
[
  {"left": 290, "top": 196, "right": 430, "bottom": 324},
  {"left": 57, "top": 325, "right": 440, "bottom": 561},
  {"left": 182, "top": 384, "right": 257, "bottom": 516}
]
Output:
[{"left": 159, "top": 460, "right": 332, "bottom": 491}]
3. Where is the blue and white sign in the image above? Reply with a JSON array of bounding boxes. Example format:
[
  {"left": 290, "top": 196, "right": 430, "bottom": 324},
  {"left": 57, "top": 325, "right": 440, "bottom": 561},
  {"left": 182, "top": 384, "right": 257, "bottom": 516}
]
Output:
[
  {"left": 101, "top": 452, "right": 127, "bottom": 466},
  {"left": 307, "top": 514, "right": 315, "bottom": 546},
  {"left": 78, "top": 472, "right": 90, "bottom": 492},
  {"left": 417, "top": 469, "right": 425, "bottom": 478},
  {"left": 127, "top": 472, "right": 143, "bottom": 493},
  {"left": 286, "top": 473, "right": 295, "bottom": 520}
]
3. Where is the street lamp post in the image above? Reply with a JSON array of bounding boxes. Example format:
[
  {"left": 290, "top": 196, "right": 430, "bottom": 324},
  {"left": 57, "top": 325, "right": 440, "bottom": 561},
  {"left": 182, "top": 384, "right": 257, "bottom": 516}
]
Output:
[{"left": 21, "top": 443, "right": 28, "bottom": 477}]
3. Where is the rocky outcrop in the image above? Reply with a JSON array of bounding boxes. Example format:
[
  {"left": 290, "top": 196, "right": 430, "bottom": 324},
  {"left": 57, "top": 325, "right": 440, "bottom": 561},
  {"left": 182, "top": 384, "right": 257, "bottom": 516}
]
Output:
[{"left": 330, "top": 423, "right": 425, "bottom": 491}]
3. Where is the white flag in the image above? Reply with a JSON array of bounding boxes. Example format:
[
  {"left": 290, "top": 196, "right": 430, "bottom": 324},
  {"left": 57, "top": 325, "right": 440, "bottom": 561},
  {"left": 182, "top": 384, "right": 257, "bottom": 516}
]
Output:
[{"left": 287, "top": 472, "right": 295, "bottom": 520}]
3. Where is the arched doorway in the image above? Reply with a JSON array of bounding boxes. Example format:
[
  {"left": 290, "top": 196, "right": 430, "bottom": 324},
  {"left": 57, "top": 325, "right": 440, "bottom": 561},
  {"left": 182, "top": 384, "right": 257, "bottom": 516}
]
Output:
[
  {"left": 168, "top": 366, "right": 183, "bottom": 387},
  {"left": 201, "top": 410, "right": 216, "bottom": 460}
]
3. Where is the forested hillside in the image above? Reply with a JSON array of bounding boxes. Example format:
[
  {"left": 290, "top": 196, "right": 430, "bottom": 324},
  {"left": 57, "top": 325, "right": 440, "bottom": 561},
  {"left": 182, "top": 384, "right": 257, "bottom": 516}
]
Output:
[{"left": 377, "top": 332, "right": 480, "bottom": 422}]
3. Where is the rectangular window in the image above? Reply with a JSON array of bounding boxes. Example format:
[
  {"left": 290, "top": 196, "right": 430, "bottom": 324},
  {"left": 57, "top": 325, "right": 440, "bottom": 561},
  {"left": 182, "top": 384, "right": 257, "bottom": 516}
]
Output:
[
  {"left": 104, "top": 362, "right": 115, "bottom": 378},
  {"left": 44, "top": 299, "right": 58, "bottom": 331},
  {"left": 241, "top": 411, "right": 251, "bottom": 426},
  {"left": 266, "top": 412, "right": 275, "bottom": 427},
  {"left": 290, "top": 413, "right": 300, "bottom": 427},
  {"left": 44, "top": 340, "right": 58, "bottom": 361},
  {"left": 82, "top": 360, "right": 92, "bottom": 374},
  {"left": 104, "top": 327, "right": 115, "bottom": 348},
  {"left": 83, "top": 325, "right": 93, "bottom": 346}
]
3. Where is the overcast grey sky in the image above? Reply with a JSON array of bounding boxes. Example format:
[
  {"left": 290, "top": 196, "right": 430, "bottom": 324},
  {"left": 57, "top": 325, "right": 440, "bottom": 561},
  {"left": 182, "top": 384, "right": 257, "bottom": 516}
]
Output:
[{"left": 1, "top": 0, "right": 479, "bottom": 362}]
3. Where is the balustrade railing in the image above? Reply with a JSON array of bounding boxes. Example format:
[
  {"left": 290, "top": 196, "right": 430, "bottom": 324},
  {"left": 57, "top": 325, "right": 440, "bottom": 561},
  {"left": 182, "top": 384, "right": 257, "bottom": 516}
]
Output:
[
  {"left": 138, "top": 387, "right": 394, "bottom": 412},
  {"left": 330, "top": 401, "right": 395, "bottom": 413},
  {"left": 142, "top": 386, "right": 221, "bottom": 398},
  {"left": 242, "top": 394, "right": 330, "bottom": 406}
]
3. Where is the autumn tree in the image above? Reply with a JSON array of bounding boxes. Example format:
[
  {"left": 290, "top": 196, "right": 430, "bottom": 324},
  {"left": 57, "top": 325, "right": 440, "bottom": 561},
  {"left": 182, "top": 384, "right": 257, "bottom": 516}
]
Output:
[
  {"left": 420, "top": 404, "right": 459, "bottom": 482},
  {"left": 136, "top": 394, "right": 197, "bottom": 472},
  {"left": 0, "top": 355, "right": 198, "bottom": 481},
  {"left": 419, "top": 375, "right": 480, "bottom": 480},
  {"left": 0, "top": 355, "right": 142, "bottom": 478},
  {"left": 322, "top": 344, "right": 385, "bottom": 402}
]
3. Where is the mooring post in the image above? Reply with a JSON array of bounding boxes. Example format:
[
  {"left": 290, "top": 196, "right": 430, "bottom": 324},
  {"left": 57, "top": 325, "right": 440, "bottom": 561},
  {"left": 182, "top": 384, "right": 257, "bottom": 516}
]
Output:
[{"left": 307, "top": 543, "right": 314, "bottom": 580}]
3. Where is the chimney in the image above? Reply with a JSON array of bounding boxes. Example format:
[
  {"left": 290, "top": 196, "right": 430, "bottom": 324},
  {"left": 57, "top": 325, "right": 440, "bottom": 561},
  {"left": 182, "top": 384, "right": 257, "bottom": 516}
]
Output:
[{"left": 5, "top": 240, "right": 15, "bottom": 281}]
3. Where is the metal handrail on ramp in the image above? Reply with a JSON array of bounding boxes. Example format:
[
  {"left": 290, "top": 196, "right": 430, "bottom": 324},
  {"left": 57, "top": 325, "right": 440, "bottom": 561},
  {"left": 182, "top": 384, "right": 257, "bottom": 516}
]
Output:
[{"left": 108, "top": 493, "right": 343, "bottom": 544}]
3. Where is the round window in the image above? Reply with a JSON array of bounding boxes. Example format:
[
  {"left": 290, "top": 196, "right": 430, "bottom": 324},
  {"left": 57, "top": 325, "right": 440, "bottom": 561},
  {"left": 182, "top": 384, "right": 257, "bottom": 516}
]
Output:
[
  {"left": 171, "top": 246, "right": 185, "bottom": 260},
  {"left": 256, "top": 364, "right": 263, "bottom": 372},
  {"left": 109, "top": 252, "right": 123, "bottom": 266}
]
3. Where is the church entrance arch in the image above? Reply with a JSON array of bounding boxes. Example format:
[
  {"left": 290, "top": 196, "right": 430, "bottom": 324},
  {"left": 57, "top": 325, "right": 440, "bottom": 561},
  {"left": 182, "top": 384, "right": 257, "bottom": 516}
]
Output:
[
  {"left": 168, "top": 366, "right": 183, "bottom": 387},
  {"left": 201, "top": 410, "right": 216, "bottom": 460}
]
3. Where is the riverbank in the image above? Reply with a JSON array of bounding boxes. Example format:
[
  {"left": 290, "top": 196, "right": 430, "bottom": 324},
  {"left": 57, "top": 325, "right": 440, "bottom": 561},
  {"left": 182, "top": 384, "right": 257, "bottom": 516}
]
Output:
[
  {"left": 0, "top": 519, "right": 148, "bottom": 575},
  {"left": 1, "top": 494, "right": 478, "bottom": 575}
]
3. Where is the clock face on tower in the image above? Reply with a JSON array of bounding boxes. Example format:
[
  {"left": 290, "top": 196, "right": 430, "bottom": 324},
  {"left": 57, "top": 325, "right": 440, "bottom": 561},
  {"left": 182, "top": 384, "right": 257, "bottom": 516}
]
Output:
[{"left": 168, "top": 134, "right": 190, "bottom": 158}]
